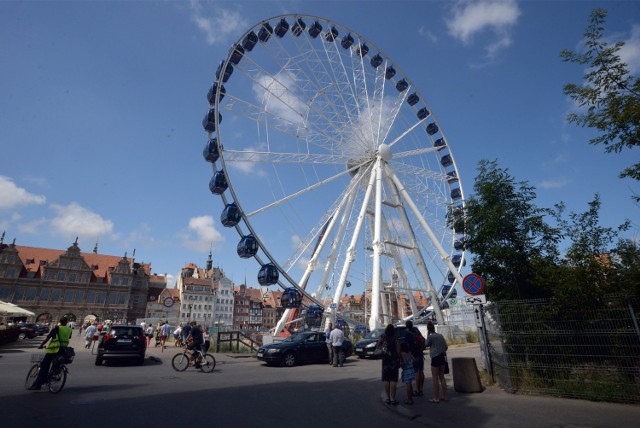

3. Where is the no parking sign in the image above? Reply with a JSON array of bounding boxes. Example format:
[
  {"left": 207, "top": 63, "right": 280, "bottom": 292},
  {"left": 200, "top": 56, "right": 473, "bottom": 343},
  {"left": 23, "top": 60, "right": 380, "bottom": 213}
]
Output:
[{"left": 462, "top": 273, "right": 485, "bottom": 296}]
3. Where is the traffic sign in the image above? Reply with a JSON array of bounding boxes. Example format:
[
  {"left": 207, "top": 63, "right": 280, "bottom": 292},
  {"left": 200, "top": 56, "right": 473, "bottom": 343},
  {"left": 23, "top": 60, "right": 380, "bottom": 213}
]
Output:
[
  {"left": 464, "top": 294, "right": 486, "bottom": 305},
  {"left": 462, "top": 273, "right": 485, "bottom": 296},
  {"left": 163, "top": 297, "right": 174, "bottom": 308}
]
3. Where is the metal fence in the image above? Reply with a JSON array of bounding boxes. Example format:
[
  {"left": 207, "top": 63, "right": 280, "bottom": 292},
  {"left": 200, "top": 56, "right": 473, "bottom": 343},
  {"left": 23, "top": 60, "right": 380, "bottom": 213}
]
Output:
[{"left": 484, "top": 296, "right": 640, "bottom": 403}]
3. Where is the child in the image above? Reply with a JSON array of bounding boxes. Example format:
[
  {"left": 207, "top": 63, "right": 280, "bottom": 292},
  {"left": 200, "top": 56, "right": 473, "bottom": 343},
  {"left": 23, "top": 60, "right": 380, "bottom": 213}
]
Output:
[{"left": 400, "top": 341, "right": 416, "bottom": 405}]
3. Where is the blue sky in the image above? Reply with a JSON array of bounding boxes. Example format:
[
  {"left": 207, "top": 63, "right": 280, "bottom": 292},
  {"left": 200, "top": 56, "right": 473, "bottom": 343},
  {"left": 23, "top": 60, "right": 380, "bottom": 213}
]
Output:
[{"left": 1, "top": 0, "right": 639, "bottom": 293}]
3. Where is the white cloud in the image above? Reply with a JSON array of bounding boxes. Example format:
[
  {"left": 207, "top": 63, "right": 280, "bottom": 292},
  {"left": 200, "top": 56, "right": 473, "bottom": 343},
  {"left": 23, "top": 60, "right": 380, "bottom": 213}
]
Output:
[
  {"left": 181, "top": 215, "right": 224, "bottom": 252},
  {"left": 50, "top": 203, "right": 114, "bottom": 240},
  {"left": 0, "top": 176, "right": 46, "bottom": 210},
  {"left": 189, "top": 0, "right": 247, "bottom": 45},
  {"left": 17, "top": 218, "right": 47, "bottom": 235},
  {"left": 538, "top": 177, "right": 570, "bottom": 189},
  {"left": 418, "top": 26, "right": 438, "bottom": 44},
  {"left": 619, "top": 24, "right": 640, "bottom": 74},
  {"left": 446, "top": 0, "right": 520, "bottom": 58},
  {"left": 253, "top": 71, "right": 307, "bottom": 126}
]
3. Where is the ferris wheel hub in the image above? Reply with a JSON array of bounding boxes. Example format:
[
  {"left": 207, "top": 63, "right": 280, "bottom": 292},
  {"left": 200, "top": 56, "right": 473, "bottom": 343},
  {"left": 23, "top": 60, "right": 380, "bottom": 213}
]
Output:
[{"left": 378, "top": 144, "right": 392, "bottom": 162}]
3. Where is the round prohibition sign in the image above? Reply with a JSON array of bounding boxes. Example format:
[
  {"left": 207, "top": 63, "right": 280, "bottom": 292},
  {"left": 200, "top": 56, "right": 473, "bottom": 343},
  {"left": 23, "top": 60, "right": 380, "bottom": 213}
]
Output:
[{"left": 462, "top": 273, "right": 485, "bottom": 296}]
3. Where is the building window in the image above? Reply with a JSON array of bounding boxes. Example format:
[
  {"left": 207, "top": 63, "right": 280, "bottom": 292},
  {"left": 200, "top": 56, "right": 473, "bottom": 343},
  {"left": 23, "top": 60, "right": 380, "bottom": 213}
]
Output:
[
  {"left": 40, "top": 289, "right": 50, "bottom": 302},
  {"left": 96, "top": 292, "right": 106, "bottom": 304},
  {"left": 51, "top": 289, "right": 61, "bottom": 302},
  {"left": 87, "top": 291, "right": 96, "bottom": 304},
  {"left": 75, "top": 290, "right": 85, "bottom": 303},
  {"left": 56, "top": 272, "right": 65, "bottom": 282},
  {"left": 6, "top": 268, "right": 16, "bottom": 279},
  {"left": 68, "top": 273, "right": 77, "bottom": 283},
  {"left": 118, "top": 293, "right": 126, "bottom": 305},
  {"left": 72, "top": 259, "right": 79, "bottom": 269},
  {"left": 26, "top": 288, "right": 37, "bottom": 301},
  {"left": 64, "top": 290, "right": 74, "bottom": 302},
  {"left": 108, "top": 293, "right": 117, "bottom": 304}
]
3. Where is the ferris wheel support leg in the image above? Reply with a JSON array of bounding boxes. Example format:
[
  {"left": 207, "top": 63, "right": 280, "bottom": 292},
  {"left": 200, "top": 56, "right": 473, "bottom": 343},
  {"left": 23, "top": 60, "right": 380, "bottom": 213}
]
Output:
[
  {"left": 385, "top": 166, "right": 464, "bottom": 326},
  {"left": 332, "top": 163, "right": 378, "bottom": 326},
  {"left": 368, "top": 159, "right": 384, "bottom": 332}
]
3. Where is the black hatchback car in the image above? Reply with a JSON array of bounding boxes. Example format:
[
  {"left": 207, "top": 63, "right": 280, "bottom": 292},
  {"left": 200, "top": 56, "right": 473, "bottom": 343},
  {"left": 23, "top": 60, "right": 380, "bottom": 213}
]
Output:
[
  {"left": 257, "top": 331, "right": 353, "bottom": 367},
  {"left": 95, "top": 325, "right": 146, "bottom": 366},
  {"left": 354, "top": 326, "right": 410, "bottom": 358}
]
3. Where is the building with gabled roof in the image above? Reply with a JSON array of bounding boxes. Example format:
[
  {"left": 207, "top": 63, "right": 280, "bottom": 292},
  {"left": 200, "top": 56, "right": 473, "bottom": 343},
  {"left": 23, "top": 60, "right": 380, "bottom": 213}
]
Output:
[{"left": 0, "top": 237, "right": 154, "bottom": 324}]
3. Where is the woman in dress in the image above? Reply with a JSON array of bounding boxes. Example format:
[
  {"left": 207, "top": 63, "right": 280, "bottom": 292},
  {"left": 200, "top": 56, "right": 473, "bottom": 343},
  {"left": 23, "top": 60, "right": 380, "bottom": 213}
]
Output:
[{"left": 378, "top": 323, "right": 400, "bottom": 405}]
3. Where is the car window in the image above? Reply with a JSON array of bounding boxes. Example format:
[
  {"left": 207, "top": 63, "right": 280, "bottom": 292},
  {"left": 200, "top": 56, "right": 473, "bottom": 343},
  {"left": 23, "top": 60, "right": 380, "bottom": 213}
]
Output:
[{"left": 304, "top": 334, "right": 318, "bottom": 343}]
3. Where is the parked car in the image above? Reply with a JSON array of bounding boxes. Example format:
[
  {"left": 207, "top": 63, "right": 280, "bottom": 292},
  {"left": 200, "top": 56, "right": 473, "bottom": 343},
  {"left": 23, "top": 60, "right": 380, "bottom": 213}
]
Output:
[
  {"left": 18, "top": 323, "right": 37, "bottom": 340},
  {"left": 34, "top": 323, "right": 50, "bottom": 335},
  {"left": 257, "top": 331, "right": 353, "bottom": 367},
  {"left": 354, "top": 326, "right": 410, "bottom": 358},
  {"left": 95, "top": 325, "right": 146, "bottom": 366}
]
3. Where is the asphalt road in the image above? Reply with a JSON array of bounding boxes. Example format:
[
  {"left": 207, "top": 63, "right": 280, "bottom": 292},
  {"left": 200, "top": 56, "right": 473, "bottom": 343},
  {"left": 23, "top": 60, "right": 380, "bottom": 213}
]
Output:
[{"left": 0, "top": 333, "right": 638, "bottom": 428}]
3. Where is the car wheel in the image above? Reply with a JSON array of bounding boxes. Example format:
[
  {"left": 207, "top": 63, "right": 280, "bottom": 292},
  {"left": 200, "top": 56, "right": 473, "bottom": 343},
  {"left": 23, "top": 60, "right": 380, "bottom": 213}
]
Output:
[
  {"left": 18, "top": 333, "right": 26, "bottom": 340},
  {"left": 136, "top": 356, "right": 145, "bottom": 366},
  {"left": 95, "top": 357, "right": 103, "bottom": 366},
  {"left": 283, "top": 352, "right": 296, "bottom": 367}
]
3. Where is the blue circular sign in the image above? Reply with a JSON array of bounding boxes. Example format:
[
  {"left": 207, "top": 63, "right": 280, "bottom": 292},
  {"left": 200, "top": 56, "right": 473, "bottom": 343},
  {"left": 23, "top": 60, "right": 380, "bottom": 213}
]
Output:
[{"left": 462, "top": 273, "right": 485, "bottom": 296}]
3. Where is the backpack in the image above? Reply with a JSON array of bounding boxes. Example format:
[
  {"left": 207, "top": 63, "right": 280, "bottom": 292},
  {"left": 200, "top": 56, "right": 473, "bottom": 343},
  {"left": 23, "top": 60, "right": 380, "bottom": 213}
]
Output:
[{"left": 415, "top": 331, "right": 426, "bottom": 353}]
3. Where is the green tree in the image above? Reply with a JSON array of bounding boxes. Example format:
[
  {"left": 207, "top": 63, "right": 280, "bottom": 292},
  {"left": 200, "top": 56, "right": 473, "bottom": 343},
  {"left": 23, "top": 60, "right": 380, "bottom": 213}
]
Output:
[
  {"left": 561, "top": 8, "right": 640, "bottom": 184},
  {"left": 459, "top": 160, "right": 562, "bottom": 300}
]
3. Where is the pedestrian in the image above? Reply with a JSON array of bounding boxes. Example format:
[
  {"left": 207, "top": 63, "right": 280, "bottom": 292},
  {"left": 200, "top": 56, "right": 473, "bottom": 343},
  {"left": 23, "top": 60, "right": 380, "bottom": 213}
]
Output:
[
  {"left": 400, "top": 341, "right": 416, "bottom": 404},
  {"left": 329, "top": 323, "right": 344, "bottom": 367},
  {"left": 378, "top": 324, "right": 400, "bottom": 405},
  {"left": 173, "top": 324, "right": 183, "bottom": 346},
  {"left": 406, "top": 320, "right": 426, "bottom": 396},
  {"left": 202, "top": 328, "right": 210, "bottom": 353},
  {"left": 145, "top": 325, "right": 154, "bottom": 347},
  {"left": 160, "top": 321, "right": 171, "bottom": 350},
  {"left": 28, "top": 316, "right": 72, "bottom": 390},
  {"left": 84, "top": 322, "right": 97, "bottom": 349},
  {"left": 425, "top": 321, "right": 448, "bottom": 403},
  {"left": 324, "top": 322, "right": 334, "bottom": 366}
]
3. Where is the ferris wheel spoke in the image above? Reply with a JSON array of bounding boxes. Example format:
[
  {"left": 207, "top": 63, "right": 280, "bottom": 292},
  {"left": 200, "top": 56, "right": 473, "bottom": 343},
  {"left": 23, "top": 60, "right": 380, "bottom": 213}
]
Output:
[{"left": 222, "top": 149, "right": 354, "bottom": 165}]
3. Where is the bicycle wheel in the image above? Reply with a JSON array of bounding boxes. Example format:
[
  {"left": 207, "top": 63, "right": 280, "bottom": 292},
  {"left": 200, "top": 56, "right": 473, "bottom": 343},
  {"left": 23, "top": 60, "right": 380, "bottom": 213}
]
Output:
[
  {"left": 171, "top": 353, "right": 189, "bottom": 371},
  {"left": 24, "top": 365, "right": 39, "bottom": 390},
  {"left": 48, "top": 366, "right": 67, "bottom": 393},
  {"left": 200, "top": 354, "right": 216, "bottom": 373}
]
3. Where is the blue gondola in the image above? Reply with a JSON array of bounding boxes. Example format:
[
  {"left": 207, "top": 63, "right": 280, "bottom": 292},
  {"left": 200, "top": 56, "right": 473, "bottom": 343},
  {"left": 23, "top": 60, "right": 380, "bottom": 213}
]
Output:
[
  {"left": 203, "top": 138, "right": 219, "bottom": 163},
  {"left": 407, "top": 93, "right": 419, "bottom": 106},
  {"left": 274, "top": 18, "right": 289, "bottom": 37},
  {"left": 356, "top": 43, "right": 369, "bottom": 57},
  {"left": 454, "top": 239, "right": 464, "bottom": 251},
  {"left": 385, "top": 66, "right": 396, "bottom": 79},
  {"left": 447, "top": 171, "right": 458, "bottom": 183},
  {"left": 452, "top": 254, "right": 465, "bottom": 268},
  {"left": 396, "top": 79, "right": 408, "bottom": 92},
  {"left": 237, "top": 235, "right": 258, "bottom": 258},
  {"left": 426, "top": 123, "right": 439, "bottom": 136},
  {"left": 434, "top": 138, "right": 446, "bottom": 151},
  {"left": 202, "top": 109, "right": 222, "bottom": 133},
  {"left": 229, "top": 44, "right": 244, "bottom": 65},
  {"left": 417, "top": 107, "right": 429, "bottom": 120},
  {"left": 242, "top": 31, "right": 258, "bottom": 51},
  {"left": 221, "top": 203, "right": 241, "bottom": 227},
  {"left": 324, "top": 26, "right": 338, "bottom": 42},
  {"left": 309, "top": 20, "right": 322, "bottom": 38},
  {"left": 258, "top": 22, "right": 273, "bottom": 43},
  {"left": 281, "top": 288, "right": 302, "bottom": 308},
  {"left": 304, "top": 304, "right": 324, "bottom": 327},
  {"left": 215, "top": 61, "right": 234, "bottom": 83},
  {"left": 341, "top": 33, "right": 354, "bottom": 49},
  {"left": 292, "top": 18, "right": 306, "bottom": 37},
  {"left": 207, "top": 82, "right": 225, "bottom": 105},
  {"left": 440, "top": 154, "right": 453, "bottom": 167},
  {"left": 370, "top": 54, "right": 383, "bottom": 68},
  {"left": 451, "top": 188, "right": 462, "bottom": 200},
  {"left": 257, "top": 263, "right": 279, "bottom": 286},
  {"left": 441, "top": 285, "right": 457, "bottom": 299},
  {"left": 447, "top": 271, "right": 455, "bottom": 284},
  {"left": 209, "top": 171, "right": 228, "bottom": 195}
]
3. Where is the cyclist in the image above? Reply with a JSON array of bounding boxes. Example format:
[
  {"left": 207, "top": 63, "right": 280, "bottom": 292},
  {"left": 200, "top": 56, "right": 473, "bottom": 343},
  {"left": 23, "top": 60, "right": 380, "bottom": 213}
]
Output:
[
  {"left": 28, "top": 316, "right": 72, "bottom": 390},
  {"left": 186, "top": 321, "right": 204, "bottom": 366}
]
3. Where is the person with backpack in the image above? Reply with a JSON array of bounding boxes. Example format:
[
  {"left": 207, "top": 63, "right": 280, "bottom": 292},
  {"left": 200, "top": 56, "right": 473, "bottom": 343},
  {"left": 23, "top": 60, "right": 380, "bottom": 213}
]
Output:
[
  {"left": 406, "top": 320, "right": 426, "bottom": 396},
  {"left": 28, "top": 316, "right": 72, "bottom": 390}
]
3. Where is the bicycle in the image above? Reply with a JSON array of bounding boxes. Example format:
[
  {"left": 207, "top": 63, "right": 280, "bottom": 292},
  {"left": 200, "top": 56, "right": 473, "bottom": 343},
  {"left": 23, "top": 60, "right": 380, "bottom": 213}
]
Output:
[
  {"left": 25, "top": 354, "right": 69, "bottom": 393},
  {"left": 171, "top": 344, "right": 216, "bottom": 373}
]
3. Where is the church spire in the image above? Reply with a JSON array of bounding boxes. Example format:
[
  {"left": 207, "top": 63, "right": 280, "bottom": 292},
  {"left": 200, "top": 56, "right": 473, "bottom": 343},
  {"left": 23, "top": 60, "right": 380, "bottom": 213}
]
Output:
[
  {"left": 93, "top": 237, "right": 99, "bottom": 254},
  {"left": 206, "top": 243, "right": 213, "bottom": 271}
]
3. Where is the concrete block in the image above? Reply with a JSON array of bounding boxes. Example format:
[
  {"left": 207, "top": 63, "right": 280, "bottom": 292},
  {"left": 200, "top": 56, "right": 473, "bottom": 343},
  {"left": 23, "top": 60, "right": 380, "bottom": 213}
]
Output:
[{"left": 452, "top": 357, "right": 483, "bottom": 393}]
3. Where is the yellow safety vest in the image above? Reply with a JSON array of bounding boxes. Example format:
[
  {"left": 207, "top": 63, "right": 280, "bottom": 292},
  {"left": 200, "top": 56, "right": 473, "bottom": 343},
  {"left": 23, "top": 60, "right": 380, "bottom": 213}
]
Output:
[{"left": 46, "top": 325, "right": 72, "bottom": 354}]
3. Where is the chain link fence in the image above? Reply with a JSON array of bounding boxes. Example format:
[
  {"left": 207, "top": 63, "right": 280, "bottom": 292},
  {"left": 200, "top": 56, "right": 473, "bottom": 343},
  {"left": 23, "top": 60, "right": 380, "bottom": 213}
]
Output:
[{"left": 484, "top": 296, "right": 640, "bottom": 403}]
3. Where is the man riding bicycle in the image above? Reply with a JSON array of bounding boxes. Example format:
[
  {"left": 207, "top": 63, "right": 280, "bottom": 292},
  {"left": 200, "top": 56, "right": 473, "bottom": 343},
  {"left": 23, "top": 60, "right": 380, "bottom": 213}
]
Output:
[
  {"left": 29, "top": 316, "right": 72, "bottom": 390},
  {"left": 186, "top": 321, "right": 204, "bottom": 367}
]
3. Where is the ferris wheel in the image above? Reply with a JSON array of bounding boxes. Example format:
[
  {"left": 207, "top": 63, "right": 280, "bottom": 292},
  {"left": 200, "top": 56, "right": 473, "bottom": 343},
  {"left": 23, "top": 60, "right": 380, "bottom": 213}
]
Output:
[{"left": 203, "top": 15, "right": 466, "bottom": 333}]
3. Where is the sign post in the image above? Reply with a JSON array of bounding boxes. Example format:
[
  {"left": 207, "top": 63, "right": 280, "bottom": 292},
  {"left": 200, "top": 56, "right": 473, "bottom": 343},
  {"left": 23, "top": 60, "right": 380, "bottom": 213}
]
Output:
[{"left": 462, "top": 273, "right": 493, "bottom": 380}]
